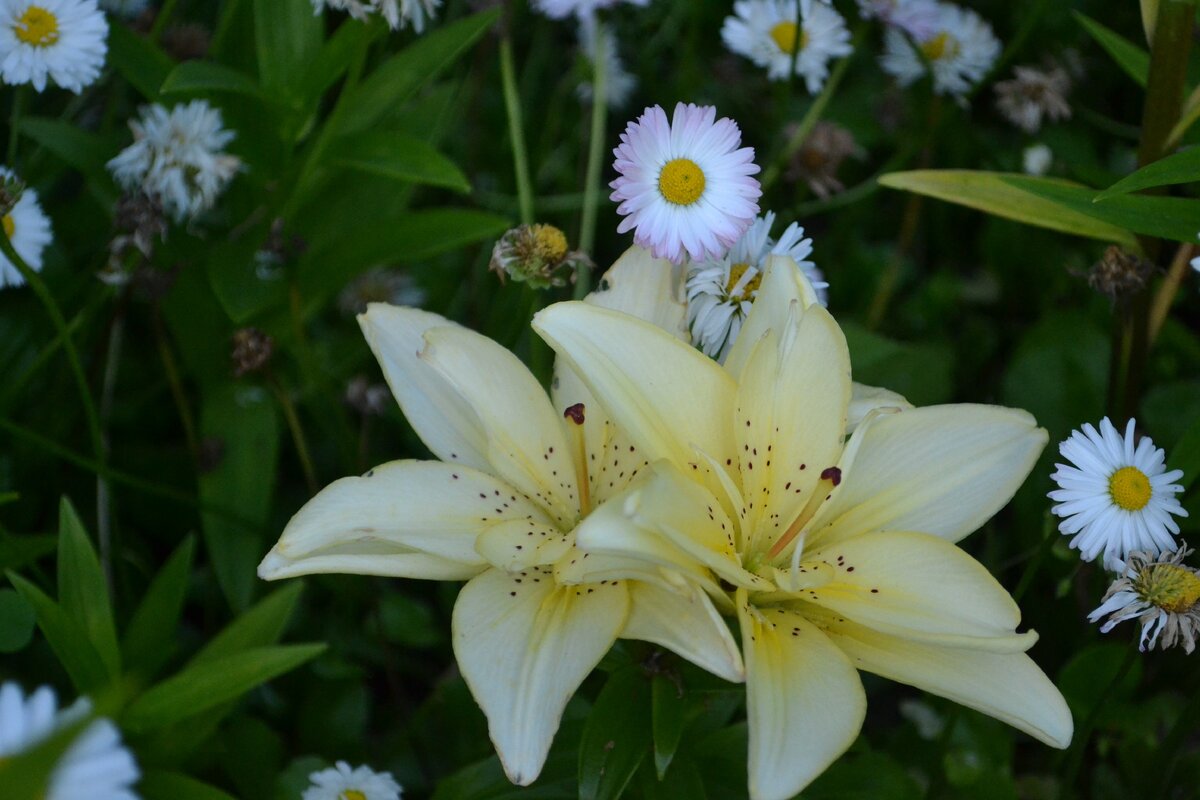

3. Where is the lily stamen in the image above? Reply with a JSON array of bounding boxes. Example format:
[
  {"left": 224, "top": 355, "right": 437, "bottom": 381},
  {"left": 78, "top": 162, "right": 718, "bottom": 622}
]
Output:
[
  {"left": 564, "top": 403, "right": 591, "bottom": 515},
  {"left": 767, "top": 466, "right": 840, "bottom": 560}
]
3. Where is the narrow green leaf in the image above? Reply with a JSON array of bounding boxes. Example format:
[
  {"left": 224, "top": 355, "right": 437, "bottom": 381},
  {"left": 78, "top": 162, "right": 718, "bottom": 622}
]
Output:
[
  {"left": 0, "top": 587, "right": 35, "bottom": 653},
  {"left": 327, "top": 131, "right": 471, "bottom": 193},
  {"left": 1170, "top": 417, "right": 1200, "bottom": 494},
  {"left": 335, "top": 9, "right": 500, "bottom": 137},
  {"left": 253, "top": 0, "right": 322, "bottom": 98},
  {"left": 579, "top": 667, "right": 652, "bottom": 800},
  {"left": 106, "top": 23, "right": 174, "bottom": 99},
  {"left": 121, "top": 537, "right": 196, "bottom": 680},
  {"left": 20, "top": 117, "right": 118, "bottom": 178},
  {"left": 123, "top": 643, "right": 325, "bottom": 732},
  {"left": 0, "top": 535, "right": 56, "bottom": 571},
  {"left": 301, "top": 20, "right": 379, "bottom": 105},
  {"left": 140, "top": 771, "right": 239, "bottom": 800},
  {"left": 190, "top": 582, "right": 304, "bottom": 668},
  {"left": 57, "top": 497, "right": 121, "bottom": 677},
  {"left": 160, "top": 61, "right": 267, "bottom": 99},
  {"left": 1073, "top": 12, "right": 1149, "bottom": 87},
  {"left": 1095, "top": 146, "right": 1200, "bottom": 200},
  {"left": 651, "top": 675, "right": 686, "bottom": 779},
  {"left": 878, "top": 170, "right": 1137, "bottom": 245},
  {"left": 7, "top": 572, "right": 111, "bottom": 692}
]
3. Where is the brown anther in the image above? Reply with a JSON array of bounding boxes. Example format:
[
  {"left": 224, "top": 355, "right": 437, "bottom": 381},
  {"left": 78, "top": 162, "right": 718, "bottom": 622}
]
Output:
[{"left": 564, "top": 403, "right": 586, "bottom": 424}]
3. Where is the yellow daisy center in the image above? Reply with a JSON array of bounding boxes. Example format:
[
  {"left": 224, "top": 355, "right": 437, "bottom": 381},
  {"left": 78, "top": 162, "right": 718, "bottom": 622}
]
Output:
[
  {"left": 769, "top": 22, "right": 808, "bottom": 56},
  {"left": 14, "top": 6, "right": 60, "bottom": 47},
  {"left": 340, "top": 791, "right": 367, "bottom": 800},
  {"left": 1135, "top": 563, "right": 1200, "bottom": 614},
  {"left": 2, "top": 214, "right": 13, "bottom": 239},
  {"left": 531, "top": 224, "right": 568, "bottom": 263},
  {"left": 1109, "top": 466, "right": 1152, "bottom": 512},
  {"left": 658, "top": 158, "right": 706, "bottom": 206},
  {"left": 920, "top": 31, "right": 957, "bottom": 62},
  {"left": 726, "top": 263, "right": 762, "bottom": 298}
]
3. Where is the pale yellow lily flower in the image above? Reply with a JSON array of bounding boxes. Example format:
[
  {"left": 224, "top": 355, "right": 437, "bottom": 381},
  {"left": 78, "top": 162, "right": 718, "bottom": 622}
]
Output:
[
  {"left": 534, "top": 256, "right": 1073, "bottom": 800},
  {"left": 258, "top": 247, "right": 742, "bottom": 786}
]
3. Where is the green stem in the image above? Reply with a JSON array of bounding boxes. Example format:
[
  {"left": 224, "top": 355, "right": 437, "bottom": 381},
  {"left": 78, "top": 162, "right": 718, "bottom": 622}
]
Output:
[
  {"left": 7, "top": 86, "right": 24, "bottom": 166},
  {"left": 0, "top": 231, "right": 105, "bottom": 473},
  {"left": 500, "top": 35, "right": 535, "bottom": 225},
  {"left": 1059, "top": 644, "right": 1139, "bottom": 790},
  {"left": 96, "top": 309, "right": 125, "bottom": 588},
  {"left": 575, "top": 20, "right": 608, "bottom": 299},
  {"left": 1148, "top": 679, "right": 1200, "bottom": 797},
  {"left": 153, "top": 307, "right": 200, "bottom": 463},
  {"left": 1012, "top": 516, "right": 1057, "bottom": 604},
  {"left": 149, "top": 0, "right": 180, "bottom": 43},
  {"left": 268, "top": 374, "right": 319, "bottom": 495}
]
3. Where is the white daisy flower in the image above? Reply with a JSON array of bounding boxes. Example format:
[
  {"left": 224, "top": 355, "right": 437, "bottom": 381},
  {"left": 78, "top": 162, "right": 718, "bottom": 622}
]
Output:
[
  {"left": 685, "top": 211, "right": 827, "bottom": 361},
  {"left": 0, "top": 166, "right": 51, "bottom": 289},
  {"left": 1049, "top": 417, "right": 1188, "bottom": 572},
  {"left": 879, "top": 2, "right": 1000, "bottom": 100},
  {"left": 98, "top": 0, "right": 148, "bottom": 17},
  {"left": 857, "top": 0, "right": 940, "bottom": 39},
  {"left": 721, "top": 0, "right": 852, "bottom": 93},
  {"left": 577, "top": 15, "right": 635, "bottom": 108},
  {"left": 1022, "top": 143, "right": 1052, "bottom": 176},
  {"left": 0, "top": 0, "right": 107, "bottom": 93},
  {"left": 1089, "top": 548, "right": 1200, "bottom": 653},
  {"left": 303, "top": 761, "right": 402, "bottom": 800},
  {"left": 312, "top": 0, "right": 439, "bottom": 31},
  {"left": 0, "top": 683, "right": 140, "bottom": 800},
  {"left": 610, "top": 102, "right": 762, "bottom": 264},
  {"left": 532, "top": 0, "right": 647, "bottom": 20},
  {"left": 107, "top": 100, "right": 241, "bottom": 222}
]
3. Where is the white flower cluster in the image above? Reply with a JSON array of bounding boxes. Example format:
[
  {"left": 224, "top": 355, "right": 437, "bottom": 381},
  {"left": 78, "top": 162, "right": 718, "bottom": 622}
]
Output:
[{"left": 0, "top": 0, "right": 107, "bottom": 92}]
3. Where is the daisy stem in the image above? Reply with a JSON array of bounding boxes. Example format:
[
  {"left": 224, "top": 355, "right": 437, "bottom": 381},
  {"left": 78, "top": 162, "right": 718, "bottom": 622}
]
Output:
[
  {"left": 499, "top": 35, "right": 535, "bottom": 226},
  {"left": 576, "top": 20, "right": 609, "bottom": 300},
  {"left": 1059, "top": 643, "right": 1138, "bottom": 789},
  {"left": 6, "top": 86, "right": 24, "bottom": 166},
  {"left": 150, "top": 0, "right": 181, "bottom": 44},
  {"left": 152, "top": 306, "right": 200, "bottom": 464},
  {"left": 267, "top": 372, "right": 320, "bottom": 495},
  {"left": 96, "top": 305, "right": 128, "bottom": 589},
  {"left": 1011, "top": 515, "right": 1057, "bottom": 604}
]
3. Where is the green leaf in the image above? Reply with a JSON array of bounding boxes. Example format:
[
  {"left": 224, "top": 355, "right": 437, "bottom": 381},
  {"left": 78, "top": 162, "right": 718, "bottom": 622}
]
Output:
[
  {"left": 1095, "top": 146, "right": 1200, "bottom": 200},
  {"left": 0, "top": 587, "right": 34, "bottom": 653},
  {"left": 878, "top": 171, "right": 1137, "bottom": 246},
  {"left": 579, "top": 667, "right": 652, "bottom": 800},
  {"left": 1073, "top": 11, "right": 1149, "bottom": 87},
  {"left": 140, "top": 771, "right": 239, "bottom": 800},
  {"left": 334, "top": 9, "right": 500, "bottom": 137},
  {"left": 0, "top": 535, "right": 56, "bottom": 571},
  {"left": 298, "top": 208, "right": 510, "bottom": 299},
  {"left": 7, "top": 572, "right": 111, "bottom": 692},
  {"left": 121, "top": 536, "right": 196, "bottom": 680},
  {"left": 199, "top": 383, "right": 281, "bottom": 611},
  {"left": 802, "top": 752, "right": 922, "bottom": 800},
  {"left": 205, "top": 223, "right": 288, "bottom": 324},
  {"left": 123, "top": 643, "right": 325, "bottom": 732},
  {"left": 253, "top": 0, "right": 323, "bottom": 99},
  {"left": 327, "top": 130, "right": 471, "bottom": 193},
  {"left": 842, "top": 322, "right": 954, "bottom": 407},
  {"left": 106, "top": 23, "right": 174, "bottom": 99},
  {"left": 191, "top": 582, "right": 304, "bottom": 668},
  {"left": 57, "top": 497, "right": 121, "bottom": 677},
  {"left": 1170, "top": 416, "right": 1200, "bottom": 494},
  {"left": 19, "top": 117, "right": 120, "bottom": 203},
  {"left": 651, "top": 675, "right": 685, "bottom": 779},
  {"left": 160, "top": 60, "right": 268, "bottom": 99},
  {"left": 300, "top": 20, "right": 379, "bottom": 105}
]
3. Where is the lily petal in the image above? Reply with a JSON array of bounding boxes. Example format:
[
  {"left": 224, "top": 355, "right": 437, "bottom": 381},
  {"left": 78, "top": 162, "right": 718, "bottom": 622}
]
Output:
[
  {"left": 421, "top": 325, "right": 580, "bottom": 527},
  {"left": 846, "top": 383, "right": 912, "bottom": 434},
  {"left": 809, "top": 405, "right": 1048, "bottom": 545},
  {"left": 452, "top": 567, "right": 630, "bottom": 785},
  {"left": 723, "top": 254, "right": 822, "bottom": 381},
  {"left": 738, "top": 591, "right": 866, "bottom": 800},
  {"left": 258, "top": 460, "right": 544, "bottom": 581},
  {"left": 585, "top": 245, "right": 688, "bottom": 339},
  {"left": 820, "top": 615, "right": 1073, "bottom": 748},
  {"left": 358, "top": 305, "right": 490, "bottom": 473},
  {"left": 802, "top": 531, "right": 1034, "bottom": 651},
  {"left": 623, "top": 580, "right": 744, "bottom": 683}
]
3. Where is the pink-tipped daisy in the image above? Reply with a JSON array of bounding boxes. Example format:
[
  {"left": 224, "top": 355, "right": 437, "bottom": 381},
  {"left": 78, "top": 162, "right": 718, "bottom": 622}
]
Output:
[{"left": 610, "top": 102, "right": 762, "bottom": 264}]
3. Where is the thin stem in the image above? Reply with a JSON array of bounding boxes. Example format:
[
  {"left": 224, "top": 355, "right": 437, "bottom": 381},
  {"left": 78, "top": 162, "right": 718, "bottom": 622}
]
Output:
[
  {"left": 96, "top": 310, "right": 125, "bottom": 589},
  {"left": 153, "top": 307, "right": 200, "bottom": 463},
  {"left": 575, "top": 21, "right": 608, "bottom": 300},
  {"left": 268, "top": 374, "right": 319, "bottom": 495},
  {"left": 7, "top": 85, "right": 24, "bottom": 166},
  {"left": 1012, "top": 516, "right": 1057, "bottom": 604},
  {"left": 500, "top": 35, "right": 535, "bottom": 226},
  {"left": 149, "top": 0, "right": 180, "bottom": 43},
  {"left": 1148, "top": 241, "right": 1197, "bottom": 346},
  {"left": 1059, "top": 644, "right": 1139, "bottom": 789}
]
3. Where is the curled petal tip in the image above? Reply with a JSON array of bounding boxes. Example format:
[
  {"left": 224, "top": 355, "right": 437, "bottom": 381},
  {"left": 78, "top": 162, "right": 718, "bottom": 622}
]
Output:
[{"left": 257, "top": 548, "right": 290, "bottom": 580}]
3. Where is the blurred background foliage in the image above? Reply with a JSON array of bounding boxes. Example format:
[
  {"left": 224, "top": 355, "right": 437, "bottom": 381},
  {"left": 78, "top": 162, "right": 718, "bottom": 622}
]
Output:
[{"left": 1, "top": 0, "right": 1199, "bottom": 798}]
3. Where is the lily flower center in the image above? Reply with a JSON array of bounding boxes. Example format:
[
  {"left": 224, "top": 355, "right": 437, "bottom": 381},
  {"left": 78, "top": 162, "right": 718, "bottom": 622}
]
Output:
[
  {"left": 658, "top": 158, "right": 706, "bottom": 206},
  {"left": 564, "top": 403, "right": 591, "bottom": 515},
  {"left": 1134, "top": 563, "right": 1200, "bottom": 614},
  {"left": 767, "top": 466, "right": 842, "bottom": 560},
  {"left": 14, "top": 6, "right": 59, "bottom": 47},
  {"left": 726, "top": 262, "right": 762, "bottom": 299},
  {"left": 1109, "top": 466, "right": 1151, "bottom": 511}
]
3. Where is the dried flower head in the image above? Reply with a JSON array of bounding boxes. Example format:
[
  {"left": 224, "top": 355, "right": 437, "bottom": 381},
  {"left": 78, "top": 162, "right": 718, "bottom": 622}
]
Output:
[
  {"left": 106, "top": 191, "right": 167, "bottom": 279},
  {"left": 994, "top": 64, "right": 1071, "bottom": 133},
  {"left": 1090, "top": 548, "right": 1200, "bottom": 653},
  {"left": 231, "top": 327, "right": 275, "bottom": 377},
  {"left": 1085, "top": 245, "right": 1153, "bottom": 301},
  {"left": 489, "top": 224, "right": 591, "bottom": 289},
  {"left": 786, "top": 120, "right": 864, "bottom": 199}
]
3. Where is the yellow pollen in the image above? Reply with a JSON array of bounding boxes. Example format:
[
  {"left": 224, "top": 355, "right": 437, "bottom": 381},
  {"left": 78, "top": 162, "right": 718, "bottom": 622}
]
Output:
[
  {"left": 920, "top": 32, "right": 959, "bottom": 62},
  {"left": 726, "top": 263, "right": 762, "bottom": 298},
  {"left": 1136, "top": 564, "right": 1200, "bottom": 614},
  {"left": 14, "top": 6, "right": 59, "bottom": 47},
  {"left": 340, "top": 791, "right": 367, "bottom": 800},
  {"left": 2, "top": 214, "right": 13, "bottom": 239},
  {"left": 1109, "top": 466, "right": 1152, "bottom": 511},
  {"left": 531, "top": 224, "right": 569, "bottom": 263},
  {"left": 770, "top": 21, "right": 804, "bottom": 55},
  {"left": 658, "top": 158, "right": 706, "bottom": 206}
]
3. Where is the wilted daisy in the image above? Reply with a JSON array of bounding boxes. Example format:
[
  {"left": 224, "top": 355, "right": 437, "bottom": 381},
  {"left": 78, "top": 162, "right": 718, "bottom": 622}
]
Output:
[
  {"left": 0, "top": 167, "right": 52, "bottom": 289},
  {"left": 1089, "top": 548, "right": 1200, "bottom": 653},
  {"left": 1022, "top": 143, "right": 1052, "bottom": 176},
  {"left": 489, "top": 223, "right": 591, "bottom": 289},
  {"left": 0, "top": 0, "right": 108, "bottom": 92},
  {"left": 303, "top": 761, "right": 402, "bottom": 800},
  {"left": 577, "top": 15, "right": 635, "bottom": 108},
  {"left": 686, "top": 211, "right": 827, "bottom": 361},
  {"left": 532, "top": 0, "right": 647, "bottom": 20},
  {"left": 0, "top": 683, "right": 140, "bottom": 800},
  {"left": 879, "top": 3, "right": 1000, "bottom": 99},
  {"left": 721, "top": 0, "right": 852, "bottom": 92},
  {"left": 995, "top": 64, "right": 1072, "bottom": 133},
  {"left": 785, "top": 120, "right": 864, "bottom": 199},
  {"left": 611, "top": 102, "right": 762, "bottom": 263},
  {"left": 1049, "top": 417, "right": 1187, "bottom": 572},
  {"left": 107, "top": 100, "right": 241, "bottom": 222}
]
